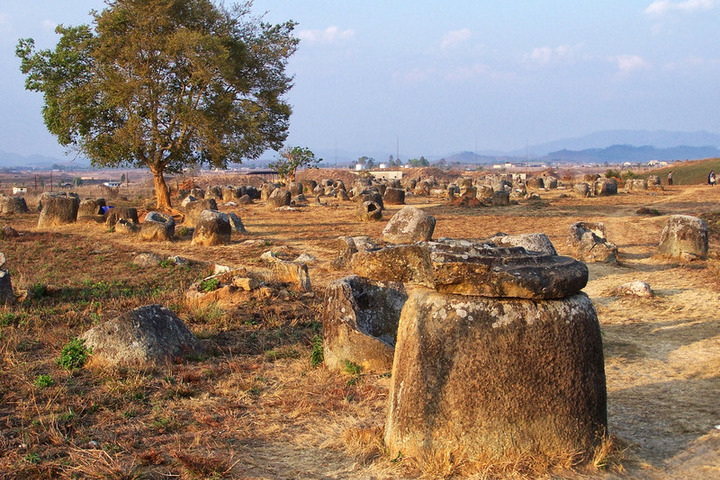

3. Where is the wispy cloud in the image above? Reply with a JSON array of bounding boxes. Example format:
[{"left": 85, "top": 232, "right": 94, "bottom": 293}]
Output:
[
  {"left": 523, "top": 44, "right": 585, "bottom": 66},
  {"left": 298, "top": 26, "right": 354, "bottom": 45},
  {"left": 613, "top": 55, "right": 652, "bottom": 75},
  {"left": 644, "top": 0, "right": 715, "bottom": 15},
  {"left": 441, "top": 28, "right": 472, "bottom": 50},
  {"left": 43, "top": 20, "right": 57, "bottom": 30}
]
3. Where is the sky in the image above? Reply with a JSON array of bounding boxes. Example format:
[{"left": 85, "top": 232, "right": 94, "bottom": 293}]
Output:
[{"left": 1, "top": 0, "right": 719, "bottom": 162}]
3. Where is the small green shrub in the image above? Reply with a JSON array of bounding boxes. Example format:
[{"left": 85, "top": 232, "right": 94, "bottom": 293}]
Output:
[
  {"left": 199, "top": 277, "right": 220, "bottom": 293},
  {"left": 24, "top": 452, "right": 40, "bottom": 464},
  {"left": 57, "top": 338, "right": 91, "bottom": 370},
  {"left": 34, "top": 374, "right": 54, "bottom": 388},
  {"left": 342, "top": 359, "right": 362, "bottom": 376},
  {"left": 29, "top": 282, "right": 47, "bottom": 298},
  {"left": 310, "top": 335, "right": 324, "bottom": 367},
  {"left": 0, "top": 312, "right": 17, "bottom": 327},
  {"left": 605, "top": 169, "right": 621, "bottom": 179},
  {"left": 177, "top": 226, "right": 190, "bottom": 237}
]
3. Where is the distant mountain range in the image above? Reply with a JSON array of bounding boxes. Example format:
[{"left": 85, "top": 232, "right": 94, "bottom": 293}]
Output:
[
  {"left": 2, "top": 129, "right": 719, "bottom": 168},
  {"left": 443, "top": 130, "right": 720, "bottom": 165}
]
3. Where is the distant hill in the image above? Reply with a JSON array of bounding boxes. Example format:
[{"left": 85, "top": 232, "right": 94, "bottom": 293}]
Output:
[
  {"left": 0, "top": 150, "right": 89, "bottom": 170},
  {"left": 542, "top": 145, "right": 720, "bottom": 164},
  {"left": 440, "top": 151, "right": 524, "bottom": 165},
  {"left": 521, "top": 130, "right": 720, "bottom": 157},
  {"left": 645, "top": 157, "right": 720, "bottom": 185}
]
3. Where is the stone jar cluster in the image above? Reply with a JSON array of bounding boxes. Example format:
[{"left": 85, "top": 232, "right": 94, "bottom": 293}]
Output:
[{"left": 324, "top": 218, "right": 608, "bottom": 464}]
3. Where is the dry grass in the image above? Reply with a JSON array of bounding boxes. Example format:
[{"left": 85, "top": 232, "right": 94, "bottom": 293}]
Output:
[{"left": 0, "top": 173, "right": 718, "bottom": 479}]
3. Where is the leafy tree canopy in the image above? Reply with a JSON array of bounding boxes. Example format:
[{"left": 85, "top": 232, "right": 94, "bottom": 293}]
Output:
[
  {"left": 268, "top": 146, "right": 321, "bottom": 185},
  {"left": 17, "top": 0, "right": 298, "bottom": 210}
]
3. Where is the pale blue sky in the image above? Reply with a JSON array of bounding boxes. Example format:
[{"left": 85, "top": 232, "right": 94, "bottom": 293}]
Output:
[{"left": 1, "top": 1, "right": 719, "bottom": 161}]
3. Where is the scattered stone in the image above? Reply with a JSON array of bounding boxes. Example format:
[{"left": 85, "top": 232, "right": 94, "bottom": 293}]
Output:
[
  {"left": 0, "top": 196, "right": 29, "bottom": 214},
  {"left": 226, "top": 213, "right": 247, "bottom": 234},
  {"left": 385, "top": 288, "right": 606, "bottom": 463},
  {"left": 105, "top": 207, "right": 139, "bottom": 227},
  {"left": 658, "top": 215, "right": 708, "bottom": 261},
  {"left": 568, "top": 222, "right": 618, "bottom": 264},
  {"left": 0, "top": 270, "right": 15, "bottom": 305},
  {"left": 140, "top": 212, "right": 175, "bottom": 242},
  {"left": 488, "top": 232, "right": 558, "bottom": 256},
  {"left": 491, "top": 190, "right": 510, "bottom": 206},
  {"left": 332, "top": 236, "right": 378, "bottom": 269},
  {"left": 114, "top": 218, "right": 139, "bottom": 234},
  {"left": 294, "top": 253, "right": 316, "bottom": 264},
  {"left": 78, "top": 199, "right": 105, "bottom": 221},
  {"left": 37, "top": 193, "right": 79, "bottom": 227},
  {"left": 0, "top": 252, "right": 5, "bottom": 268},
  {"left": 81, "top": 304, "right": 204, "bottom": 366},
  {"left": 383, "top": 187, "right": 406, "bottom": 205},
  {"left": 192, "top": 210, "right": 232, "bottom": 246},
  {"left": 357, "top": 200, "right": 383, "bottom": 222},
  {"left": 267, "top": 188, "right": 291, "bottom": 208},
  {"left": 611, "top": 281, "right": 653, "bottom": 298},
  {"left": 595, "top": 178, "right": 618, "bottom": 196},
  {"left": 133, "top": 253, "right": 163, "bottom": 267},
  {"left": 381, "top": 206, "right": 436, "bottom": 244},
  {"left": 260, "top": 251, "right": 279, "bottom": 263},
  {"left": 272, "top": 260, "right": 312, "bottom": 292},
  {"left": 213, "top": 264, "right": 233, "bottom": 275},
  {"left": 323, "top": 275, "right": 407, "bottom": 373},
  {"left": 574, "top": 183, "right": 591, "bottom": 196},
  {"left": 183, "top": 199, "right": 218, "bottom": 228},
  {"left": 233, "top": 277, "right": 259, "bottom": 291},
  {"left": 167, "top": 255, "right": 189, "bottom": 265}
]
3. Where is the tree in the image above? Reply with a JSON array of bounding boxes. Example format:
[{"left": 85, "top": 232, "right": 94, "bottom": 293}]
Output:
[
  {"left": 268, "top": 146, "right": 320, "bottom": 185},
  {"left": 17, "top": 0, "right": 298, "bottom": 211},
  {"left": 407, "top": 156, "right": 429, "bottom": 167}
]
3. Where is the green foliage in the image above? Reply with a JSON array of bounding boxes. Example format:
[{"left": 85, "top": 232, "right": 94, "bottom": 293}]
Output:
[
  {"left": 199, "top": 277, "right": 220, "bottom": 293},
  {"left": 620, "top": 170, "right": 637, "bottom": 180},
  {"left": 310, "top": 334, "right": 324, "bottom": 367},
  {"left": 605, "top": 169, "right": 621, "bottom": 179},
  {"left": 407, "top": 156, "right": 430, "bottom": 167},
  {"left": 29, "top": 282, "right": 48, "bottom": 298},
  {"left": 268, "top": 146, "right": 321, "bottom": 185},
  {"left": 57, "top": 338, "right": 91, "bottom": 370},
  {"left": 24, "top": 452, "right": 41, "bottom": 464},
  {"left": 34, "top": 374, "right": 54, "bottom": 388},
  {"left": 342, "top": 359, "right": 362, "bottom": 376},
  {"left": 17, "top": 1, "right": 299, "bottom": 208}
]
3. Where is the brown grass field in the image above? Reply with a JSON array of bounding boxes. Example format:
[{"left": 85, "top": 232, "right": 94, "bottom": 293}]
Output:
[{"left": 0, "top": 169, "right": 718, "bottom": 479}]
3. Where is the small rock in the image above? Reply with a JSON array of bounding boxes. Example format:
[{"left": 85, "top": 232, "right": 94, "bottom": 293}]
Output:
[
  {"left": 213, "top": 264, "right": 233, "bottom": 275},
  {"left": 233, "top": 277, "right": 259, "bottom": 291},
  {"left": 295, "top": 253, "right": 316, "bottom": 264},
  {"left": 133, "top": 253, "right": 162, "bottom": 267},
  {"left": 611, "top": 281, "right": 653, "bottom": 298},
  {"left": 0, "top": 252, "right": 6, "bottom": 269},
  {"left": 167, "top": 255, "right": 189, "bottom": 265},
  {"left": 260, "top": 251, "right": 279, "bottom": 263}
]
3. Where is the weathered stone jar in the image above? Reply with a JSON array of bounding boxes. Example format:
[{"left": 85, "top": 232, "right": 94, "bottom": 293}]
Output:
[{"left": 383, "top": 239, "right": 607, "bottom": 464}]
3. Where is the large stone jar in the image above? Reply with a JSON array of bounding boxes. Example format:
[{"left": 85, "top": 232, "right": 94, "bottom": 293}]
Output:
[{"left": 383, "top": 239, "right": 607, "bottom": 464}]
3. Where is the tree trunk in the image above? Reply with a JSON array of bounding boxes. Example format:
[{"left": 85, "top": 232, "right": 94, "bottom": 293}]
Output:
[{"left": 151, "top": 168, "right": 172, "bottom": 211}]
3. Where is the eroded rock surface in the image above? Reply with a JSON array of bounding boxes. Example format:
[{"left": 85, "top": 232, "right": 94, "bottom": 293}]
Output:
[
  {"left": 351, "top": 239, "right": 587, "bottom": 299},
  {"left": 322, "top": 276, "right": 407, "bottom": 373},
  {"left": 381, "top": 206, "right": 436, "bottom": 244},
  {"left": 658, "top": 214, "right": 708, "bottom": 260},
  {"left": 385, "top": 288, "right": 607, "bottom": 462},
  {"left": 82, "top": 304, "right": 203, "bottom": 366}
]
